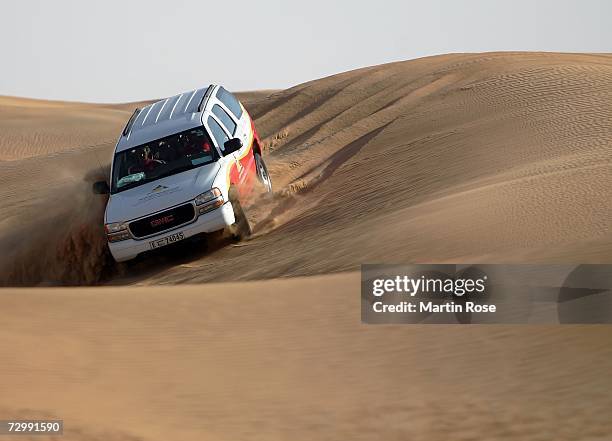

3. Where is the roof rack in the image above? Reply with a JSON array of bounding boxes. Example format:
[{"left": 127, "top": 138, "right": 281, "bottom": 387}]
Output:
[
  {"left": 197, "top": 85, "right": 215, "bottom": 112},
  {"left": 122, "top": 107, "right": 141, "bottom": 136}
]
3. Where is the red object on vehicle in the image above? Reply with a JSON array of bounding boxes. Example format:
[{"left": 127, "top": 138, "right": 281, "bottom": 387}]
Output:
[{"left": 143, "top": 158, "right": 156, "bottom": 170}]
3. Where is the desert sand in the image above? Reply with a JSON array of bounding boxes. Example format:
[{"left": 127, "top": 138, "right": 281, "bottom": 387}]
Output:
[{"left": 1, "top": 52, "right": 611, "bottom": 440}]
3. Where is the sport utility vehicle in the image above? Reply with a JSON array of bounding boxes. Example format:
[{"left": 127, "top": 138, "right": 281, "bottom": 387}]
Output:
[{"left": 93, "top": 85, "right": 272, "bottom": 262}]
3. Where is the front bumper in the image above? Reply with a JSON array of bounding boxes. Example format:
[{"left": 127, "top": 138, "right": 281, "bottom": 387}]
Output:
[{"left": 108, "top": 201, "right": 235, "bottom": 262}]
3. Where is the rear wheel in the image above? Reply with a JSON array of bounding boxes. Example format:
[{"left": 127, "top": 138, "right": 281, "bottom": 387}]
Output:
[
  {"left": 229, "top": 191, "right": 251, "bottom": 241},
  {"left": 254, "top": 152, "right": 272, "bottom": 193}
]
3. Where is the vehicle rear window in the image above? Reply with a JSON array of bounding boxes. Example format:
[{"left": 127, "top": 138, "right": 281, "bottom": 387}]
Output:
[
  {"left": 212, "top": 104, "right": 237, "bottom": 135},
  {"left": 216, "top": 87, "right": 243, "bottom": 119}
]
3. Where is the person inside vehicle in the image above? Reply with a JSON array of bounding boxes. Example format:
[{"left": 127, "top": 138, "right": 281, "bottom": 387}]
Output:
[
  {"left": 127, "top": 145, "right": 165, "bottom": 175},
  {"left": 157, "top": 140, "right": 177, "bottom": 162},
  {"left": 181, "top": 134, "right": 200, "bottom": 158},
  {"left": 201, "top": 140, "right": 212, "bottom": 155}
]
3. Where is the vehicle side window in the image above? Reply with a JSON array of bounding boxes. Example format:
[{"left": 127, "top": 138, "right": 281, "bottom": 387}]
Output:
[
  {"left": 216, "top": 87, "right": 243, "bottom": 119},
  {"left": 212, "top": 104, "right": 237, "bottom": 136},
  {"left": 207, "top": 116, "right": 230, "bottom": 153}
]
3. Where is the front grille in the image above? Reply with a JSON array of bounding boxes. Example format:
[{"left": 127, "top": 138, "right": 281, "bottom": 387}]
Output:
[{"left": 129, "top": 203, "right": 195, "bottom": 238}]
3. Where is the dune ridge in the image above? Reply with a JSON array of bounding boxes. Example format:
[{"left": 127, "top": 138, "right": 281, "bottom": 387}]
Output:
[
  {"left": 0, "top": 52, "right": 611, "bottom": 285},
  {"left": 0, "top": 96, "right": 133, "bottom": 161},
  {"left": 148, "top": 52, "right": 612, "bottom": 284}
]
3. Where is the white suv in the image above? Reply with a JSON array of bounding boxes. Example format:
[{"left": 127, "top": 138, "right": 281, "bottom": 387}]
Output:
[{"left": 93, "top": 85, "right": 272, "bottom": 262}]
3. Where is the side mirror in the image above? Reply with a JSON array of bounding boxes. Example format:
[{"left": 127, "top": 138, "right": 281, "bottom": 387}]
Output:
[
  {"left": 223, "top": 138, "right": 243, "bottom": 155},
  {"left": 92, "top": 181, "right": 110, "bottom": 195}
]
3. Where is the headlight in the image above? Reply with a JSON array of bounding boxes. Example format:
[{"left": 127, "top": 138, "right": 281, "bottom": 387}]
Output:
[
  {"left": 194, "top": 188, "right": 222, "bottom": 206},
  {"left": 107, "top": 230, "right": 132, "bottom": 242},
  {"left": 194, "top": 188, "right": 224, "bottom": 214},
  {"left": 105, "top": 222, "right": 128, "bottom": 234},
  {"left": 105, "top": 222, "right": 131, "bottom": 242}
]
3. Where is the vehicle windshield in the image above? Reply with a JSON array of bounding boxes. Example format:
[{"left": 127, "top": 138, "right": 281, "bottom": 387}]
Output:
[{"left": 111, "top": 126, "right": 217, "bottom": 193}]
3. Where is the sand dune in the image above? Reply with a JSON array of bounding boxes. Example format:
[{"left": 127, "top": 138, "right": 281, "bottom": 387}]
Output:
[
  {"left": 139, "top": 52, "right": 612, "bottom": 285},
  {"left": 2, "top": 274, "right": 612, "bottom": 441},
  {"left": 0, "top": 96, "right": 137, "bottom": 161},
  {"left": 2, "top": 52, "right": 611, "bottom": 285},
  {"left": 1, "top": 52, "right": 612, "bottom": 439}
]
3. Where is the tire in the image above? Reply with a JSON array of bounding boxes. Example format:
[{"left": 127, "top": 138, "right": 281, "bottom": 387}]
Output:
[
  {"left": 254, "top": 152, "right": 272, "bottom": 193},
  {"left": 229, "top": 192, "right": 251, "bottom": 241}
]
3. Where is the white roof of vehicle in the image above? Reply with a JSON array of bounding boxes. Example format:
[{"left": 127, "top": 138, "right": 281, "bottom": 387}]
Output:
[{"left": 115, "top": 86, "right": 213, "bottom": 152}]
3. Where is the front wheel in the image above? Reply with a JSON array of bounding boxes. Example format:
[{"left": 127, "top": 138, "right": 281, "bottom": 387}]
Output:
[
  {"left": 254, "top": 152, "right": 272, "bottom": 193},
  {"left": 229, "top": 193, "right": 251, "bottom": 241}
]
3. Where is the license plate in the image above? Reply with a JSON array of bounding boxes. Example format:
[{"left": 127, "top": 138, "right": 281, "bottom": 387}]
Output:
[{"left": 149, "top": 231, "right": 185, "bottom": 249}]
